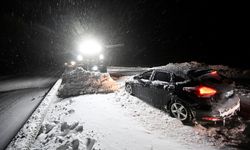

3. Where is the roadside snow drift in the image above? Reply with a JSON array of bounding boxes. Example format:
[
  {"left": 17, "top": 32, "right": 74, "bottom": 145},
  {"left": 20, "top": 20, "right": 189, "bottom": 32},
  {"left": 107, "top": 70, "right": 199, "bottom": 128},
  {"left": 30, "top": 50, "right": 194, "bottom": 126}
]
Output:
[
  {"left": 31, "top": 92, "right": 216, "bottom": 150},
  {"left": 58, "top": 67, "right": 118, "bottom": 98},
  {"left": 154, "top": 61, "right": 250, "bottom": 80}
]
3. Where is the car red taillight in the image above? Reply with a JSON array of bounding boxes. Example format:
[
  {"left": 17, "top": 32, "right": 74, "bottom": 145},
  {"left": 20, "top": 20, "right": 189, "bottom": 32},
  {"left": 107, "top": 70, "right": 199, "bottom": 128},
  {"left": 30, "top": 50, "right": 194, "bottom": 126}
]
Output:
[
  {"left": 210, "top": 71, "right": 217, "bottom": 75},
  {"left": 197, "top": 86, "right": 217, "bottom": 97},
  {"left": 202, "top": 116, "right": 221, "bottom": 121}
]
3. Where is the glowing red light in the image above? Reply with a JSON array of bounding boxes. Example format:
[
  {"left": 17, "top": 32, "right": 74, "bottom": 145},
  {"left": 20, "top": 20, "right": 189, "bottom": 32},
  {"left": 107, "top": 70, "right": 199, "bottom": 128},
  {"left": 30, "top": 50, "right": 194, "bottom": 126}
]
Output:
[
  {"left": 202, "top": 116, "right": 221, "bottom": 121},
  {"left": 198, "top": 86, "right": 217, "bottom": 97},
  {"left": 210, "top": 71, "right": 217, "bottom": 75}
]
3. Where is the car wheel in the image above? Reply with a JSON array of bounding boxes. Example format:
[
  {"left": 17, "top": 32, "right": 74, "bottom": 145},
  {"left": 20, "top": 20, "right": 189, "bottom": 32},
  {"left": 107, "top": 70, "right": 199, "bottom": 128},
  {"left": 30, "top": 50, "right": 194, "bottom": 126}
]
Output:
[
  {"left": 125, "top": 83, "right": 133, "bottom": 95},
  {"left": 170, "top": 100, "right": 191, "bottom": 123}
]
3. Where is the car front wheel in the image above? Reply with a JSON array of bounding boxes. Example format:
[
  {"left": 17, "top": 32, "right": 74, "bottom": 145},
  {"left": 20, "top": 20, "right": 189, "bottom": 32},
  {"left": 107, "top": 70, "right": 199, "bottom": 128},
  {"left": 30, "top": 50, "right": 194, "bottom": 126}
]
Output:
[
  {"left": 170, "top": 100, "right": 192, "bottom": 123},
  {"left": 125, "top": 83, "right": 133, "bottom": 95}
]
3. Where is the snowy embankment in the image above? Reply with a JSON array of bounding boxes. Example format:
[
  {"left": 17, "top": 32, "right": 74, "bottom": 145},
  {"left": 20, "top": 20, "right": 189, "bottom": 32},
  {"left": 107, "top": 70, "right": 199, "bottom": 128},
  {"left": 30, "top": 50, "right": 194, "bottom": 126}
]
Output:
[{"left": 154, "top": 61, "right": 250, "bottom": 80}]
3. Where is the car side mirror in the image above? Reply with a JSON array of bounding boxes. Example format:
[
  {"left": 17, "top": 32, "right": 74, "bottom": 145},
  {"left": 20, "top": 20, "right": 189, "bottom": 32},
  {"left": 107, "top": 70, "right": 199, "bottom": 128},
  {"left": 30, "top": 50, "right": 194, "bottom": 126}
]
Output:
[
  {"left": 164, "top": 84, "right": 175, "bottom": 92},
  {"left": 168, "top": 84, "right": 175, "bottom": 91}
]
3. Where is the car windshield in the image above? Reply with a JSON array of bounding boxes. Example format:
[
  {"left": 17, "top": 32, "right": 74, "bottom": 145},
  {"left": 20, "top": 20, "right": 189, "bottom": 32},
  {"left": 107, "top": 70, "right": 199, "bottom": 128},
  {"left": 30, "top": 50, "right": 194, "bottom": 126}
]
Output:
[
  {"left": 141, "top": 71, "right": 152, "bottom": 80},
  {"left": 199, "top": 72, "right": 232, "bottom": 84}
]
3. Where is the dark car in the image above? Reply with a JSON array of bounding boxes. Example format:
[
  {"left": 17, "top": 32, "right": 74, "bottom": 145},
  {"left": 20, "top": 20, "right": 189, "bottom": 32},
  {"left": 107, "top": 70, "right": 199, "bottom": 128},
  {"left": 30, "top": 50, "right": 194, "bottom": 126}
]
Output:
[{"left": 125, "top": 69, "right": 240, "bottom": 124}]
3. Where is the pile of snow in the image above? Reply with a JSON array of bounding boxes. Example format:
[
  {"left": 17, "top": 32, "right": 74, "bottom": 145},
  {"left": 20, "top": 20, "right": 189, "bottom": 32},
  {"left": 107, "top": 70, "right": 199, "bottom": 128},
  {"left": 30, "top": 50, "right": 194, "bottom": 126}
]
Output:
[
  {"left": 154, "top": 61, "right": 204, "bottom": 76},
  {"left": 194, "top": 122, "right": 248, "bottom": 147},
  {"left": 31, "top": 98, "right": 94, "bottom": 150},
  {"left": 154, "top": 61, "right": 250, "bottom": 80},
  {"left": 208, "top": 65, "right": 250, "bottom": 80},
  {"left": 31, "top": 94, "right": 216, "bottom": 150},
  {"left": 58, "top": 67, "right": 118, "bottom": 98}
]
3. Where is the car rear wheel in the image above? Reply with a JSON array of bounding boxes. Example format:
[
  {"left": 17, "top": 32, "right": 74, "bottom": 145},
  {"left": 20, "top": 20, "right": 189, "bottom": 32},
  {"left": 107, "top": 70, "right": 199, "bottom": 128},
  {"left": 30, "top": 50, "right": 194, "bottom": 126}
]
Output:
[
  {"left": 170, "top": 101, "right": 191, "bottom": 123},
  {"left": 125, "top": 83, "right": 133, "bottom": 95}
]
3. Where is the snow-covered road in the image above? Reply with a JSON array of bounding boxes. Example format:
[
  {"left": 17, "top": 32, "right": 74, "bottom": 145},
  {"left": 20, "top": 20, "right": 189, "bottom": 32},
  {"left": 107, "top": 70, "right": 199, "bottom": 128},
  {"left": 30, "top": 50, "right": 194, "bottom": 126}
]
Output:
[{"left": 0, "top": 76, "right": 58, "bottom": 149}]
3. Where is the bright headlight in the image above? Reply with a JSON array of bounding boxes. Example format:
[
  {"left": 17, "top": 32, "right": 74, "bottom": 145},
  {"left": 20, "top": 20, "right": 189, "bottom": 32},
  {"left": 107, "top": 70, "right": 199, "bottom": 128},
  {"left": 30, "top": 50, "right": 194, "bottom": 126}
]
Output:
[
  {"left": 78, "top": 39, "right": 102, "bottom": 56},
  {"left": 92, "top": 65, "right": 98, "bottom": 71},
  {"left": 70, "top": 61, "right": 76, "bottom": 66},
  {"left": 99, "top": 54, "right": 104, "bottom": 60},
  {"left": 77, "top": 55, "right": 83, "bottom": 61}
]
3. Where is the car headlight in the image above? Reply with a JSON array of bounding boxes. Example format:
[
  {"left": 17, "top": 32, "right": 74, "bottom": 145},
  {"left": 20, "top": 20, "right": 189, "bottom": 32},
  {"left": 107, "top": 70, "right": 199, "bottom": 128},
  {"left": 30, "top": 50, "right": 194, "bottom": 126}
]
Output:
[
  {"left": 70, "top": 61, "right": 76, "bottom": 66},
  {"left": 99, "top": 54, "right": 104, "bottom": 60},
  {"left": 92, "top": 65, "right": 98, "bottom": 71},
  {"left": 77, "top": 55, "right": 83, "bottom": 61}
]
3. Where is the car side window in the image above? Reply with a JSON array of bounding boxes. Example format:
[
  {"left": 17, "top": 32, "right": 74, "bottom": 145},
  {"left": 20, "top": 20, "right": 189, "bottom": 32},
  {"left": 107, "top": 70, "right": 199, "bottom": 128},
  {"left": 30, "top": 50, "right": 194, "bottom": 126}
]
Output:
[
  {"left": 173, "top": 75, "right": 185, "bottom": 82},
  {"left": 153, "top": 72, "right": 171, "bottom": 82},
  {"left": 141, "top": 71, "right": 153, "bottom": 80}
]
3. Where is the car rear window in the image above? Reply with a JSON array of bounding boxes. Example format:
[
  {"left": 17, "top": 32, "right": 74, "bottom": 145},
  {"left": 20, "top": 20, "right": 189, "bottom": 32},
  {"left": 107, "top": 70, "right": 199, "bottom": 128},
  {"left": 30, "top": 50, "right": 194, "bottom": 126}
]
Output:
[
  {"left": 153, "top": 72, "right": 171, "bottom": 82},
  {"left": 199, "top": 73, "right": 228, "bottom": 84},
  {"left": 201, "top": 76, "right": 223, "bottom": 84}
]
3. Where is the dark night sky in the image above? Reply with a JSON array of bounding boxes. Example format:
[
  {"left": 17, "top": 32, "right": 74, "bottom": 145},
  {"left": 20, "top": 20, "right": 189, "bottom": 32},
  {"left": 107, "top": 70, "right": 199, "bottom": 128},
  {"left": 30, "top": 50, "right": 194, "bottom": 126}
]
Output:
[{"left": 0, "top": 0, "right": 248, "bottom": 74}]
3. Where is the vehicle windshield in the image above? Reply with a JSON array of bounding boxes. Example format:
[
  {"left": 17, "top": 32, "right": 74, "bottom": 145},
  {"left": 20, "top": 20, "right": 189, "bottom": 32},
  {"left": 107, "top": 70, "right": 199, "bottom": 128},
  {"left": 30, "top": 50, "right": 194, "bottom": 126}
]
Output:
[
  {"left": 198, "top": 72, "right": 233, "bottom": 85},
  {"left": 140, "top": 71, "right": 153, "bottom": 80}
]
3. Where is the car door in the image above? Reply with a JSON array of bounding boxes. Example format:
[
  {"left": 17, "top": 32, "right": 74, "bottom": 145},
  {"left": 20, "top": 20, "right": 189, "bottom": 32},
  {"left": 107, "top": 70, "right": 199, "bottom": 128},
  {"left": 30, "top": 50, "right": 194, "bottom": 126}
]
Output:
[
  {"left": 134, "top": 70, "right": 153, "bottom": 102},
  {"left": 149, "top": 71, "right": 172, "bottom": 107}
]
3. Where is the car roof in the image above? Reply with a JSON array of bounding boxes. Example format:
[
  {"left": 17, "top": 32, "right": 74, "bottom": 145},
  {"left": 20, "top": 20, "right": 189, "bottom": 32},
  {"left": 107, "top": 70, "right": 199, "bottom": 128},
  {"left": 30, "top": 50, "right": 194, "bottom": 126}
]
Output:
[
  {"left": 146, "top": 68, "right": 213, "bottom": 80},
  {"left": 146, "top": 69, "right": 188, "bottom": 79}
]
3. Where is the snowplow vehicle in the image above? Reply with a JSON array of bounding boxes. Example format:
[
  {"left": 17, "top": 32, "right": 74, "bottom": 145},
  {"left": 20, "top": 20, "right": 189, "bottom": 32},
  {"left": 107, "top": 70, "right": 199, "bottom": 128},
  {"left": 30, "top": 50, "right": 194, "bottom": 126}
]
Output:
[
  {"left": 78, "top": 54, "right": 107, "bottom": 73},
  {"left": 125, "top": 69, "right": 240, "bottom": 124},
  {"left": 76, "top": 38, "right": 107, "bottom": 73}
]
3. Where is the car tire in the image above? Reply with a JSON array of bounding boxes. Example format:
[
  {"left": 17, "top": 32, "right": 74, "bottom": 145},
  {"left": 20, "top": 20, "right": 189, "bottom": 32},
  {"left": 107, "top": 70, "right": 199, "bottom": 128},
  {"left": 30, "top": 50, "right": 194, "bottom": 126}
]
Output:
[
  {"left": 169, "top": 100, "right": 192, "bottom": 124},
  {"left": 125, "top": 83, "right": 133, "bottom": 95}
]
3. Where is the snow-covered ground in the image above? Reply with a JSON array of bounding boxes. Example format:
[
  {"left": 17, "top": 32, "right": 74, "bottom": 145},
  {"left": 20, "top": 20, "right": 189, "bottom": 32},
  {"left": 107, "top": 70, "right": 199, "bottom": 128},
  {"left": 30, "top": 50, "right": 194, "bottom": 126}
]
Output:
[
  {"left": 9, "top": 63, "right": 250, "bottom": 150},
  {"left": 31, "top": 76, "right": 218, "bottom": 150}
]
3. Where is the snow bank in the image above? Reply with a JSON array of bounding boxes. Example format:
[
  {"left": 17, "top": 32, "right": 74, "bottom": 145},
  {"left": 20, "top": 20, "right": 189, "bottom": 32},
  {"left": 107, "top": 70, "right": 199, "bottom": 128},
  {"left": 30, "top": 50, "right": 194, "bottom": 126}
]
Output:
[
  {"left": 58, "top": 67, "right": 118, "bottom": 98},
  {"left": 194, "top": 121, "right": 248, "bottom": 147},
  {"left": 31, "top": 93, "right": 216, "bottom": 150},
  {"left": 154, "top": 61, "right": 250, "bottom": 80},
  {"left": 31, "top": 98, "right": 89, "bottom": 150}
]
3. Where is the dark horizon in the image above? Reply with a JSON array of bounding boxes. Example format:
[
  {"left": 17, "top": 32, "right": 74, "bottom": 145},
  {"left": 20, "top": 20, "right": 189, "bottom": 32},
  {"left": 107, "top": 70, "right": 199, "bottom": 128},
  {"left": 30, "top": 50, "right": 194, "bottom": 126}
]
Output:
[{"left": 0, "top": 0, "right": 249, "bottom": 75}]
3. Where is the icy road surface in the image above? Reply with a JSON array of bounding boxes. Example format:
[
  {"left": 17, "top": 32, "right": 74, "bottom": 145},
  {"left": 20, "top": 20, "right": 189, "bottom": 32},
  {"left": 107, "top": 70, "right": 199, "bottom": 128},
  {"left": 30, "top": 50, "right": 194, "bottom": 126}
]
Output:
[
  {"left": 0, "top": 76, "right": 58, "bottom": 149},
  {"left": 32, "top": 76, "right": 216, "bottom": 150}
]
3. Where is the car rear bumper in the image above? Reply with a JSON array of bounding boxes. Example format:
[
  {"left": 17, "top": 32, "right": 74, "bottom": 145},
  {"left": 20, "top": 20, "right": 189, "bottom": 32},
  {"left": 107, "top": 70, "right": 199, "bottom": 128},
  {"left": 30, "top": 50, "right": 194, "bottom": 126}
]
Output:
[{"left": 195, "top": 95, "right": 240, "bottom": 122}]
